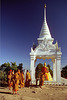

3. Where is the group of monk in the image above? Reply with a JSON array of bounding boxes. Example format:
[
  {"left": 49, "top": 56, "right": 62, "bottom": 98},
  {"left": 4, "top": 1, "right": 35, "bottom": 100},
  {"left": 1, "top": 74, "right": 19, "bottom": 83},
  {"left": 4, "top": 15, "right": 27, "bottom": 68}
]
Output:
[
  {"left": 7, "top": 62, "right": 53, "bottom": 94},
  {"left": 7, "top": 69, "right": 31, "bottom": 94}
]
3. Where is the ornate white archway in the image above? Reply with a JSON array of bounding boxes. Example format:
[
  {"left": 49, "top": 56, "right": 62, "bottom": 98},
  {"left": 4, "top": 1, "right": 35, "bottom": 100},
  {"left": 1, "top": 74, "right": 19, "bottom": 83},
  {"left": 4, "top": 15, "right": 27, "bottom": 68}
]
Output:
[{"left": 30, "top": 4, "right": 62, "bottom": 84}]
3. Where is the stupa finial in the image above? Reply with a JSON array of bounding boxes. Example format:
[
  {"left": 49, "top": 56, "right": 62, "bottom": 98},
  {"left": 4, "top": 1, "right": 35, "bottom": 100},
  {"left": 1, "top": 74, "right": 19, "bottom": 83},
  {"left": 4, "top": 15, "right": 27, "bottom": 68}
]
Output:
[
  {"left": 44, "top": 4, "right": 46, "bottom": 21},
  {"left": 44, "top": 4, "right": 46, "bottom": 8}
]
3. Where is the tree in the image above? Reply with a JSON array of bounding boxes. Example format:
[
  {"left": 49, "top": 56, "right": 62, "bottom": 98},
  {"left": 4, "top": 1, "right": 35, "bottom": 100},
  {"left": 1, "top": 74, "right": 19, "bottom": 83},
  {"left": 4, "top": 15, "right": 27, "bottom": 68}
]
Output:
[
  {"left": 11, "top": 62, "right": 17, "bottom": 71},
  {"left": 1, "top": 62, "right": 10, "bottom": 68},
  {"left": 0, "top": 62, "right": 18, "bottom": 84},
  {"left": 35, "top": 63, "right": 43, "bottom": 79},
  {"left": 0, "top": 62, "right": 11, "bottom": 83},
  {"left": 0, "top": 62, "right": 11, "bottom": 74},
  {"left": 4, "top": 67, "right": 11, "bottom": 74},
  {"left": 17, "top": 63, "right": 23, "bottom": 71},
  {"left": 47, "top": 64, "right": 53, "bottom": 77},
  {"left": 61, "top": 65, "right": 67, "bottom": 78}
]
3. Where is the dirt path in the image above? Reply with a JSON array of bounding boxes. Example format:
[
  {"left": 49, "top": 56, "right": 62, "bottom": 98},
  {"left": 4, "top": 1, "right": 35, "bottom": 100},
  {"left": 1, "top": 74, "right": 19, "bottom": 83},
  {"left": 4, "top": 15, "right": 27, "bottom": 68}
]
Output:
[{"left": 0, "top": 85, "right": 67, "bottom": 100}]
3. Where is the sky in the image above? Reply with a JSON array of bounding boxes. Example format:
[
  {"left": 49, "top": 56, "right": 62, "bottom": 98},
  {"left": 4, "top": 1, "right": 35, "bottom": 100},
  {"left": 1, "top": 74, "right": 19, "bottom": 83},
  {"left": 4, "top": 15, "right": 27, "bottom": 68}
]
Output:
[{"left": 1, "top": 0, "right": 67, "bottom": 70}]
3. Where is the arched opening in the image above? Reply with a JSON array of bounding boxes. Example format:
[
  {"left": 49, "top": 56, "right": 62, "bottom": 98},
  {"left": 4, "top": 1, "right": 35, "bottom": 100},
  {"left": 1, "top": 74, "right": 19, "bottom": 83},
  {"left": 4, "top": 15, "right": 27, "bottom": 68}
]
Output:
[
  {"left": 35, "top": 58, "right": 53, "bottom": 81},
  {"left": 35, "top": 59, "right": 53, "bottom": 70}
]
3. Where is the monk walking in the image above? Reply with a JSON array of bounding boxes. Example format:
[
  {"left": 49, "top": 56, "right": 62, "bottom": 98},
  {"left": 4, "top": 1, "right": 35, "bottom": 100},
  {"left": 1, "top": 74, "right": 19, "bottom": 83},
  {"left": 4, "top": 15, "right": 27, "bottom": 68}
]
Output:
[
  {"left": 20, "top": 71, "right": 25, "bottom": 88},
  {"left": 25, "top": 70, "right": 31, "bottom": 87},
  {"left": 7, "top": 69, "right": 12, "bottom": 90},
  {"left": 39, "top": 72, "right": 45, "bottom": 87},
  {"left": 12, "top": 70, "right": 19, "bottom": 94},
  {"left": 17, "top": 69, "right": 21, "bottom": 87}
]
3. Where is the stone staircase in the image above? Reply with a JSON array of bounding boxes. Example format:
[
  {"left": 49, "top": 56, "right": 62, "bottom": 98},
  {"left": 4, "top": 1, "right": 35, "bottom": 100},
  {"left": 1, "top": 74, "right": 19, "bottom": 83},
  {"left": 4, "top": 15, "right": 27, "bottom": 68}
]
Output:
[
  {"left": 31, "top": 77, "right": 67, "bottom": 86},
  {"left": 43, "top": 77, "right": 67, "bottom": 85},
  {"left": 44, "top": 81, "right": 60, "bottom": 85},
  {"left": 61, "top": 77, "right": 67, "bottom": 85}
]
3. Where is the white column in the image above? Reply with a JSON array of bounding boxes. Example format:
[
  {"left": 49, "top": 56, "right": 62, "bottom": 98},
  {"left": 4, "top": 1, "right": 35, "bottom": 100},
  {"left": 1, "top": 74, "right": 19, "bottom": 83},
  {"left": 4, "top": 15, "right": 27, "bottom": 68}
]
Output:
[
  {"left": 56, "top": 56, "right": 61, "bottom": 83},
  {"left": 30, "top": 55, "right": 36, "bottom": 84},
  {"left": 52, "top": 59, "right": 56, "bottom": 81}
]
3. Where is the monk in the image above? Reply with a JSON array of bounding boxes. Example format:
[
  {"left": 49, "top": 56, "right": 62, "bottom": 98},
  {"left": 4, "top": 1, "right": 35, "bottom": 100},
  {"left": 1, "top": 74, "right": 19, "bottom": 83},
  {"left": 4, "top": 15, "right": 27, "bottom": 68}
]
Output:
[
  {"left": 7, "top": 69, "right": 12, "bottom": 90},
  {"left": 10, "top": 70, "right": 15, "bottom": 87},
  {"left": 12, "top": 70, "right": 19, "bottom": 94},
  {"left": 12, "top": 70, "right": 14, "bottom": 75},
  {"left": 17, "top": 69, "right": 21, "bottom": 87},
  {"left": 39, "top": 63, "right": 48, "bottom": 87},
  {"left": 20, "top": 71, "right": 25, "bottom": 88},
  {"left": 25, "top": 70, "right": 31, "bottom": 87},
  {"left": 42, "top": 63, "right": 49, "bottom": 80},
  {"left": 17, "top": 69, "right": 20, "bottom": 75},
  {"left": 42, "top": 63, "right": 49, "bottom": 74},
  {"left": 39, "top": 72, "right": 45, "bottom": 87},
  {"left": 42, "top": 62, "right": 53, "bottom": 81}
]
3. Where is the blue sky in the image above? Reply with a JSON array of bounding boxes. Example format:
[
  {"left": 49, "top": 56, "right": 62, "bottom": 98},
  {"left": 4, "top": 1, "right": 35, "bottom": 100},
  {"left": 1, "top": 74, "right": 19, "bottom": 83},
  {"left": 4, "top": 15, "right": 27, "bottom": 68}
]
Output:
[{"left": 1, "top": 0, "right": 67, "bottom": 70}]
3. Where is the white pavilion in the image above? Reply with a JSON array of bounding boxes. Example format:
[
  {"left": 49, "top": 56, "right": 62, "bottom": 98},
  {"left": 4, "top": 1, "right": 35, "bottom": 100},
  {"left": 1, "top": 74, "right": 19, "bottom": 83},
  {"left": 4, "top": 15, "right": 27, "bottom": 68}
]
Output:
[{"left": 30, "top": 4, "right": 62, "bottom": 84}]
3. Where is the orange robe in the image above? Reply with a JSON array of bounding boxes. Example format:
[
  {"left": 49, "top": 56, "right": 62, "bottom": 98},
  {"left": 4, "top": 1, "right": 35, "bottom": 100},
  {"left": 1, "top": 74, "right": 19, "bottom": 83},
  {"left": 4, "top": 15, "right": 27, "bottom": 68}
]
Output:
[
  {"left": 18, "top": 71, "right": 21, "bottom": 85},
  {"left": 45, "top": 72, "right": 49, "bottom": 80},
  {"left": 25, "top": 72, "right": 31, "bottom": 87},
  {"left": 10, "top": 73, "right": 14, "bottom": 87},
  {"left": 42, "top": 66, "right": 49, "bottom": 74},
  {"left": 43, "top": 66, "right": 53, "bottom": 81},
  {"left": 8, "top": 73, "right": 12, "bottom": 89},
  {"left": 42, "top": 66, "right": 49, "bottom": 81},
  {"left": 13, "top": 73, "right": 19, "bottom": 92},
  {"left": 41, "top": 64, "right": 53, "bottom": 82},
  {"left": 40, "top": 73, "right": 45, "bottom": 86},
  {"left": 20, "top": 73, "right": 24, "bottom": 88}
]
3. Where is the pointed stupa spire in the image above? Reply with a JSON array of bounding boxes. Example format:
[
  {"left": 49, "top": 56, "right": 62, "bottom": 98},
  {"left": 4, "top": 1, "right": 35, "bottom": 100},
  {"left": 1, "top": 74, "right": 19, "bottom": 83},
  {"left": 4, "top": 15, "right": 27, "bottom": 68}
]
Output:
[
  {"left": 37, "top": 4, "right": 54, "bottom": 44},
  {"left": 44, "top": 4, "right": 46, "bottom": 21}
]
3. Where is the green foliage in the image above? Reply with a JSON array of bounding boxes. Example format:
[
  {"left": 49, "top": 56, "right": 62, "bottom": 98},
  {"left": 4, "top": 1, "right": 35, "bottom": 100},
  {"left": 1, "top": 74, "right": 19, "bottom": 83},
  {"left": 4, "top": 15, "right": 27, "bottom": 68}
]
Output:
[
  {"left": 17, "top": 63, "right": 23, "bottom": 70},
  {"left": 0, "top": 62, "right": 23, "bottom": 86},
  {"left": 0, "top": 71, "right": 7, "bottom": 82},
  {"left": 4, "top": 67, "right": 11, "bottom": 74},
  {"left": 0, "top": 62, "right": 23, "bottom": 73},
  {"left": 1, "top": 62, "right": 10, "bottom": 67},
  {"left": 47, "top": 64, "right": 53, "bottom": 77},
  {"left": 0, "top": 66, "right": 2, "bottom": 70},
  {"left": 11, "top": 62, "right": 17, "bottom": 71},
  {"left": 0, "top": 62, "right": 18, "bottom": 83},
  {"left": 61, "top": 65, "right": 67, "bottom": 78},
  {"left": 0, "top": 71, "right": 8, "bottom": 86},
  {"left": 35, "top": 63, "right": 43, "bottom": 79},
  {"left": 0, "top": 62, "right": 11, "bottom": 74}
]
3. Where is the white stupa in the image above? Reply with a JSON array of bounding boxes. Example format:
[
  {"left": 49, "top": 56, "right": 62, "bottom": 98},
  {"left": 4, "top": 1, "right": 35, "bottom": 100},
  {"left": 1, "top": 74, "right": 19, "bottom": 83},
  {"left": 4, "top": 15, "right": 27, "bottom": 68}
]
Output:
[
  {"left": 37, "top": 4, "right": 54, "bottom": 44},
  {"left": 30, "top": 4, "right": 62, "bottom": 84}
]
